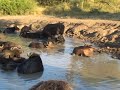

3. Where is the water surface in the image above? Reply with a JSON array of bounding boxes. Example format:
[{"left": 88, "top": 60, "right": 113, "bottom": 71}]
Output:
[{"left": 0, "top": 34, "right": 120, "bottom": 90}]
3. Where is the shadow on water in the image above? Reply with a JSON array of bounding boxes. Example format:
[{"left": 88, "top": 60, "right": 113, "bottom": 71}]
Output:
[{"left": 17, "top": 72, "right": 43, "bottom": 81}]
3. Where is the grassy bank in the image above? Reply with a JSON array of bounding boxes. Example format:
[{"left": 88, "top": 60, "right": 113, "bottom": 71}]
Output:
[
  {"left": 0, "top": 0, "right": 38, "bottom": 15},
  {"left": 0, "top": 0, "right": 120, "bottom": 20},
  {"left": 43, "top": 0, "right": 120, "bottom": 20}
]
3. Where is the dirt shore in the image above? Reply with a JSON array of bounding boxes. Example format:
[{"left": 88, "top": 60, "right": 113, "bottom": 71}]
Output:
[
  {"left": 0, "top": 15, "right": 120, "bottom": 59},
  {"left": 0, "top": 15, "right": 120, "bottom": 26}
]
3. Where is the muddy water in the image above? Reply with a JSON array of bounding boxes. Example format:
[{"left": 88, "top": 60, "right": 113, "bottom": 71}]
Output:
[{"left": 0, "top": 34, "right": 120, "bottom": 90}]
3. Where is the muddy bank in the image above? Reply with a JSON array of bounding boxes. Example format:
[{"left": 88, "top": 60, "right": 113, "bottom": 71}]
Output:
[
  {"left": 0, "top": 15, "right": 120, "bottom": 59},
  {"left": 64, "top": 22, "right": 120, "bottom": 59}
]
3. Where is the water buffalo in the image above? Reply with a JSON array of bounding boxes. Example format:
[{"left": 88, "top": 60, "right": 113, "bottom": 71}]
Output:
[
  {"left": 20, "top": 25, "right": 43, "bottom": 39},
  {"left": 3, "top": 25, "right": 20, "bottom": 34},
  {"left": 72, "top": 45, "right": 95, "bottom": 57},
  {"left": 30, "top": 80, "right": 73, "bottom": 90},
  {"left": 28, "top": 38, "right": 56, "bottom": 49},
  {"left": 0, "top": 56, "right": 25, "bottom": 71},
  {"left": 20, "top": 31, "right": 42, "bottom": 39},
  {"left": 0, "top": 41, "right": 21, "bottom": 52},
  {"left": 52, "top": 35, "right": 65, "bottom": 44},
  {"left": 3, "top": 46, "right": 22, "bottom": 59},
  {"left": 0, "top": 46, "right": 24, "bottom": 70},
  {"left": 42, "top": 22, "right": 65, "bottom": 38},
  {"left": 28, "top": 41, "right": 49, "bottom": 48},
  {"left": 17, "top": 53, "right": 44, "bottom": 74},
  {"left": 19, "top": 25, "right": 32, "bottom": 36},
  {"left": 0, "top": 57, "right": 18, "bottom": 70}
]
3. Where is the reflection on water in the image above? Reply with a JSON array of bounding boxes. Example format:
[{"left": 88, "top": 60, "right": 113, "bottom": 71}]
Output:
[
  {"left": 69, "top": 54, "right": 120, "bottom": 80},
  {"left": 0, "top": 34, "right": 120, "bottom": 90},
  {"left": 18, "top": 72, "right": 43, "bottom": 81}
]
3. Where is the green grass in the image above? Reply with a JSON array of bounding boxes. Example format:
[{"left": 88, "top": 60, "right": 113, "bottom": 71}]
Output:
[
  {"left": 43, "top": 0, "right": 120, "bottom": 20},
  {"left": 44, "top": 2, "right": 71, "bottom": 16},
  {"left": 0, "top": 0, "right": 38, "bottom": 15},
  {"left": 0, "top": 0, "right": 120, "bottom": 20}
]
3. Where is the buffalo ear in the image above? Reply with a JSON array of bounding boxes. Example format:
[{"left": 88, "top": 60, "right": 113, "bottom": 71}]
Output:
[
  {"left": 58, "top": 21, "right": 64, "bottom": 24},
  {"left": 0, "top": 45, "right": 4, "bottom": 49},
  {"left": 43, "top": 41, "right": 48, "bottom": 48},
  {"left": 27, "top": 53, "right": 29, "bottom": 57},
  {"left": 29, "top": 24, "right": 32, "bottom": 30},
  {"left": 27, "top": 52, "right": 33, "bottom": 57},
  {"left": 10, "top": 47, "right": 15, "bottom": 50}
]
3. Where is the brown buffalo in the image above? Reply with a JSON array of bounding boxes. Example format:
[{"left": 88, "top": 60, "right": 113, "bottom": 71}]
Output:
[
  {"left": 30, "top": 80, "right": 73, "bottom": 90},
  {"left": 20, "top": 25, "right": 43, "bottom": 39},
  {"left": 0, "top": 57, "right": 18, "bottom": 70},
  {"left": 28, "top": 39, "right": 55, "bottom": 49},
  {"left": 0, "top": 48, "right": 25, "bottom": 71},
  {"left": 0, "top": 56, "right": 25, "bottom": 71},
  {"left": 42, "top": 22, "right": 65, "bottom": 38},
  {"left": 3, "top": 47, "right": 22, "bottom": 59},
  {"left": 20, "top": 31, "right": 42, "bottom": 39},
  {"left": 28, "top": 41, "right": 47, "bottom": 48},
  {"left": 3, "top": 25, "right": 20, "bottom": 34},
  {"left": 0, "top": 41, "right": 18, "bottom": 51},
  {"left": 17, "top": 53, "right": 44, "bottom": 74},
  {"left": 72, "top": 45, "right": 95, "bottom": 57},
  {"left": 20, "top": 25, "right": 32, "bottom": 36}
]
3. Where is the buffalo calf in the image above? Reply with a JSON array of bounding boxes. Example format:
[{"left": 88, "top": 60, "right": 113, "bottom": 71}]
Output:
[
  {"left": 72, "top": 45, "right": 95, "bottom": 57},
  {"left": 3, "top": 26, "right": 20, "bottom": 34}
]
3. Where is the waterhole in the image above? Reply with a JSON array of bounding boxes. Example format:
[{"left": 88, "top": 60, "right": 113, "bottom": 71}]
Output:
[{"left": 0, "top": 33, "right": 120, "bottom": 90}]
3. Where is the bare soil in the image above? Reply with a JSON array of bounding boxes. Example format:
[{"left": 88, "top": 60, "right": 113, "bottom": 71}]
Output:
[{"left": 0, "top": 15, "right": 120, "bottom": 27}]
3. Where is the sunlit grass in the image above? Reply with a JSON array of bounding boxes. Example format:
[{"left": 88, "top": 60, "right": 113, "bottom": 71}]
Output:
[
  {"left": 0, "top": 0, "right": 120, "bottom": 20},
  {"left": 42, "top": 0, "right": 120, "bottom": 20},
  {"left": 0, "top": 0, "right": 38, "bottom": 15}
]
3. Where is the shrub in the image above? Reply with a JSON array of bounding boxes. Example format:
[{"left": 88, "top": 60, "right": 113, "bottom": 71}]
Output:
[
  {"left": 0, "top": 0, "right": 37, "bottom": 15},
  {"left": 37, "top": 0, "right": 69, "bottom": 6},
  {"left": 44, "top": 2, "right": 71, "bottom": 16}
]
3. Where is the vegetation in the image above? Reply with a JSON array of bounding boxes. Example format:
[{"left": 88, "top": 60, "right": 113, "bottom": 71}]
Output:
[
  {"left": 43, "top": 0, "right": 120, "bottom": 20},
  {"left": 43, "top": 0, "right": 120, "bottom": 13},
  {"left": 36, "top": 0, "right": 69, "bottom": 6},
  {"left": 0, "top": 0, "right": 37, "bottom": 15},
  {"left": 0, "top": 0, "right": 120, "bottom": 18}
]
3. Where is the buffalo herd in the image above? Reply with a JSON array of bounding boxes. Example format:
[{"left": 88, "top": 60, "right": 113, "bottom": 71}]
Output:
[
  {"left": 0, "top": 22, "right": 96, "bottom": 72},
  {"left": 0, "top": 22, "right": 97, "bottom": 90}
]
